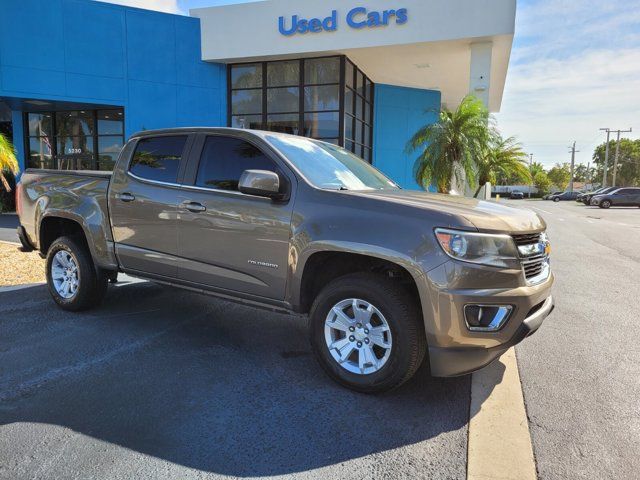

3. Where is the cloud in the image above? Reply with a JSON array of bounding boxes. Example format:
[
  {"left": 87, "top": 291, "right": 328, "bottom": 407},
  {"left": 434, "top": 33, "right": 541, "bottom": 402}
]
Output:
[
  {"left": 99, "top": 0, "right": 182, "bottom": 14},
  {"left": 496, "top": 0, "right": 640, "bottom": 168}
]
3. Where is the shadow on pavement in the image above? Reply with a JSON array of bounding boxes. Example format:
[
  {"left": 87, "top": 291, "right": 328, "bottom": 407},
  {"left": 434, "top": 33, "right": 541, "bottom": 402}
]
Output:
[
  {"left": 0, "top": 281, "right": 499, "bottom": 477},
  {"left": 0, "top": 213, "right": 18, "bottom": 243}
]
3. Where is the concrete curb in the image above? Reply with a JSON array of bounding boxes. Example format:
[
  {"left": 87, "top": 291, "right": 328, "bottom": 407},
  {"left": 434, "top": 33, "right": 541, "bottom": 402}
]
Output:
[
  {"left": 0, "top": 283, "right": 45, "bottom": 293},
  {"left": 467, "top": 348, "right": 537, "bottom": 480}
]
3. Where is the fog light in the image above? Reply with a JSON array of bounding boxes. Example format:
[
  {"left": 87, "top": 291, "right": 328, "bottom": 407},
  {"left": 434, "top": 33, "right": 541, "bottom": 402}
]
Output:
[{"left": 464, "top": 305, "right": 513, "bottom": 332}]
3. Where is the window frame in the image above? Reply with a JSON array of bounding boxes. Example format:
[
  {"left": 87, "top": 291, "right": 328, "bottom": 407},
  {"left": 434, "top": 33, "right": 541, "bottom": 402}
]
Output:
[
  {"left": 180, "top": 132, "right": 294, "bottom": 201},
  {"left": 24, "top": 108, "right": 125, "bottom": 171},
  {"left": 126, "top": 134, "right": 191, "bottom": 187},
  {"left": 228, "top": 55, "right": 374, "bottom": 163}
]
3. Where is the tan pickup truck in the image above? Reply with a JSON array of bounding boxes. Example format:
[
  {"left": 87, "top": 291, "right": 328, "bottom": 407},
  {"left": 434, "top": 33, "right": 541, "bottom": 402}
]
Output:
[{"left": 17, "top": 128, "right": 554, "bottom": 392}]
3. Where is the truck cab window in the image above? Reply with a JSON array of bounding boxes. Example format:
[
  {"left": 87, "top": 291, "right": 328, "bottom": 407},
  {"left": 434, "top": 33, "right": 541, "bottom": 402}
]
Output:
[
  {"left": 129, "top": 136, "right": 187, "bottom": 183},
  {"left": 196, "top": 136, "right": 277, "bottom": 191}
]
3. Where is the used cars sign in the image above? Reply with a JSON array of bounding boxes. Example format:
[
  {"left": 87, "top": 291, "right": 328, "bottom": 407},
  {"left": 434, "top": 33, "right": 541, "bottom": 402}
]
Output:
[{"left": 278, "top": 7, "right": 408, "bottom": 36}]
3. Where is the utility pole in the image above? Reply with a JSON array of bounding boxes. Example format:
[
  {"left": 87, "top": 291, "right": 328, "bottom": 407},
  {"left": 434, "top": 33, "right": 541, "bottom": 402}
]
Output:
[
  {"left": 612, "top": 128, "right": 632, "bottom": 187},
  {"left": 599, "top": 128, "right": 611, "bottom": 187},
  {"left": 528, "top": 153, "right": 533, "bottom": 198},
  {"left": 568, "top": 142, "right": 579, "bottom": 192}
]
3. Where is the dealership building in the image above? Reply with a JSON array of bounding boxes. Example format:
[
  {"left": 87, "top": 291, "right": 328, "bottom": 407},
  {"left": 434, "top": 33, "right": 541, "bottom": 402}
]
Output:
[{"left": 0, "top": 0, "right": 515, "bottom": 189}]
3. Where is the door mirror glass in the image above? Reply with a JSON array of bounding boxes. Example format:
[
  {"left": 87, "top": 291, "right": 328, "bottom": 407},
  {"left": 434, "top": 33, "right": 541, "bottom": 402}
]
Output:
[{"left": 238, "top": 170, "right": 281, "bottom": 198}]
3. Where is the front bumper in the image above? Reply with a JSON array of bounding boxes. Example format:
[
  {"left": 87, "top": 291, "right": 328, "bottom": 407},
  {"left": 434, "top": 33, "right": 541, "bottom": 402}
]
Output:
[
  {"left": 428, "top": 296, "right": 554, "bottom": 376},
  {"left": 419, "top": 260, "right": 554, "bottom": 377}
]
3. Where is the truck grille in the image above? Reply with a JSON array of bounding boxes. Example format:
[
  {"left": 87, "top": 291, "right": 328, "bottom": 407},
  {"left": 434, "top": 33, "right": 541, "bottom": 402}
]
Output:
[
  {"left": 522, "top": 254, "right": 546, "bottom": 279},
  {"left": 512, "top": 232, "right": 549, "bottom": 282},
  {"left": 512, "top": 233, "right": 542, "bottom": 247}
]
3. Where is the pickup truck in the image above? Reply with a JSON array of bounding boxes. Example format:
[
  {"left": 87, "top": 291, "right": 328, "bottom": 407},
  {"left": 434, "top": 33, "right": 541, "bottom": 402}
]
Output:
[{"left": 17, "top": 128, "right": 554, "bottom": 393}]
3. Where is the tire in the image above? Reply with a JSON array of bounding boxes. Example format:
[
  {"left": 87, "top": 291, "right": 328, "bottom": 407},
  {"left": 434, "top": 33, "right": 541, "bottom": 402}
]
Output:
[
  {"left": 46, "top": 235, "right": 108, "bottom": 311},
  {"left": 599, "top": 200, "right": 611, "bottom": 209},
  {"left": 553, "top": 197, "right": 560, "bottom": 202},
  {"left": 309, "top": 273, "right": 427, "bottom": 393}
]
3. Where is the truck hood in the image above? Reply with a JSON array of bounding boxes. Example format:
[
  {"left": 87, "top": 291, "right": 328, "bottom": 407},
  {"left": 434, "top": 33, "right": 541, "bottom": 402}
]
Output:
[{"left": 349, "top": 189, "right": 546, "bottom": 233}]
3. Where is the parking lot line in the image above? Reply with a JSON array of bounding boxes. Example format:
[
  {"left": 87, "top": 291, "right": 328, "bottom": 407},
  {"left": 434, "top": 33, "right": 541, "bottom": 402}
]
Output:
[
  {"left": 467, "top": 348, "right": 536, "bottom": 480},
  {"left": 527, "top": 205, "right": 554, "bottom": 215}
]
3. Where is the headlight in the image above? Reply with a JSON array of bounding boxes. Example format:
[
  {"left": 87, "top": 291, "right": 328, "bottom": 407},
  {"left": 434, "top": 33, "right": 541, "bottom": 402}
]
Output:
[{"left": 434, "top": 228, "right": 519, "bottom": 268}]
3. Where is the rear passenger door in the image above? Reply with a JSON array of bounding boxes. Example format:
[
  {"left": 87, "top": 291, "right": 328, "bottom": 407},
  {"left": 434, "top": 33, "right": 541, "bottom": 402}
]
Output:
[
  {"left": 175, "top": 134, "right": 295, "bottom": 300},
  {"left": 109, "top": 134, "right": 192, "bottom": 278},
  {"left": 614, "top": 189, "right": 634, "bottom": 206}
]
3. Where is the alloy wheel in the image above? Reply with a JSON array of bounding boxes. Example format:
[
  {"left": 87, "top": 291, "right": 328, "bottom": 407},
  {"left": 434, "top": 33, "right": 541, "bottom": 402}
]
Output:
[
  {"left": 51, "top": 250, "right": 80, "bottom": 299},
  {"left": 324, "top": 298, "right": 393, "bottom": 375}
]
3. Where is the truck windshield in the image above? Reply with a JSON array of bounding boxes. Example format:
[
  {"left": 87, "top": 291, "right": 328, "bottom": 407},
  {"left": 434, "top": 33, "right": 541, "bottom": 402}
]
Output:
[{"left": 266, "top": 135, "right": 399, "bottom": 191}]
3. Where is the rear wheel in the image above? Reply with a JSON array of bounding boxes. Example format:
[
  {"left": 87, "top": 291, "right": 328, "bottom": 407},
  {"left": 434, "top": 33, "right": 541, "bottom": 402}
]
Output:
[
  {"left": 46, "top": 236, "right": 108, "bottom": 311},
  {"left": 309, "top": 273, "right": 426, "bottom": 393},
  {"left": 600, "top": 200, "right": 611, "bottom": 209}
]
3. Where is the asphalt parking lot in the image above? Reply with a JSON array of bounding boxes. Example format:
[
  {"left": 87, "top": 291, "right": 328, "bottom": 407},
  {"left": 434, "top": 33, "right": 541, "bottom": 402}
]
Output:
[
  {"left": 0, "top": 275, "right": 469, "bottom": 480},
  {"left": 1, "top": 200, "right": 638, "bottom": 479},
  {"left": 514, "top": 200, "right": 639, "bottom": 480}
]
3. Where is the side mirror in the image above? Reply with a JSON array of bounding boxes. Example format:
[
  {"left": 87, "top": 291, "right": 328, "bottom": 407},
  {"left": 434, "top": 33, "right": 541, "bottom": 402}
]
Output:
[{"left": 238, "top": 170, "right": 282, "bottom": 199}]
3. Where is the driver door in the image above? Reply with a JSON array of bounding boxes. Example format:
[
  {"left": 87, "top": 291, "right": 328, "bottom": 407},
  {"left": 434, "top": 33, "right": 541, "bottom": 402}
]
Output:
[{"left": 175, "top": 134, "right": 295, "bottom": 300}]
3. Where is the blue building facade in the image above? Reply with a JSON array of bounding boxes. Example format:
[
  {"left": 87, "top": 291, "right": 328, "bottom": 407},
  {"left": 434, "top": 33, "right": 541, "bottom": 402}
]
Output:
[{"left": 0, "top": 0, "right": 439, "bottom": 189}]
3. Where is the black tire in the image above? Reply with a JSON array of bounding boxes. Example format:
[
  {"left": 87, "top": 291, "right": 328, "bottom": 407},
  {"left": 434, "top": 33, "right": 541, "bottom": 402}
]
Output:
[
  {"left": 553, "top": 197, "right": 560, "bottom": 202},
  {"left": 309, "top": 273, "right": 427, "bottom": 393},
  {"left": 45, "top": 235, "right": 108, "bottom": 311},
  {"left": 599, "top": 200, "right": 611, "bottom": 209}
]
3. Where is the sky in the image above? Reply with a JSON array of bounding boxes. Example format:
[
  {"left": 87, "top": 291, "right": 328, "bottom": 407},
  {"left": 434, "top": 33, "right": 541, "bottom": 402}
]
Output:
[{"left": 102, "top": 0, "right": 640, "bottom": 168}]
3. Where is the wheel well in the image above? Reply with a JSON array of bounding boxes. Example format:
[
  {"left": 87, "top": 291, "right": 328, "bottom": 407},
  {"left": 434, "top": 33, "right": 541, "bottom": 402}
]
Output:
[
  {"left": 39, "top": 217, "right": 88, "bottom": 255},
  {"left": 298, "top": 252, "right": 422, "bottom": 316}
]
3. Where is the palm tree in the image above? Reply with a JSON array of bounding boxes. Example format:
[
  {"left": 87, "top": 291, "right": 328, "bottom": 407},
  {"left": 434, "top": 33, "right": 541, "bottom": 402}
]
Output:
[
  {"left": 0, "top": 133, "right": 19, "bottom": 193},
  {"left": 477, "top": 132, "right": 531, "bottom": 189},
  {"left": 407, "top": 95, "right": 490, "bottom": 193}
]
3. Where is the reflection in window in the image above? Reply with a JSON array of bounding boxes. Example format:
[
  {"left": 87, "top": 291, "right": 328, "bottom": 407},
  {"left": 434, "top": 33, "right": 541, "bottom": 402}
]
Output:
[
  {"left": 266, "top": 114, "right": 300, "bottom": 135},
  {"left": 97, "top": 110, "right": 124, "bottom": 135},
  {"left": 266, "top": 135, "right": 395, "bottom": 191},
  {"left": 231, "top": 115, "right": 262, "bottom": 130},
  {"left": 267, "top": 87, "right": 299, "bottom": 114},
  {"left": 229, "top": 56, "right": 374, "bottom": 162},
  {"left": 196, "top": 136, "right": 277, "bottom": 191},
  {"left": 267, "top": 61, "right": 299, "bottom": 87},
  {"left": 25, "top": 108, "right": 124, "bottom": 170},
  {"left": 231, "top": 64, "right": 262, "bottom": 89},
  {"left": 304, "top": 85, "right": 339, "bottom": 111},
  {"left": 304, "top": 57, "right": 340, "bottom": 85},
  {"left": 28, "top": 137, "right": 54, "bottom": 169},
  {"left": 129, "top": 136, "right": 186, "bottom": 183},
  {"left": 304, "top": 112, "right": 339, "bottom": 139},
  {"left": 98, "top": 136, "right": 124, "bottom": 171},
  {"left": 232, "top": 90, "right": 262, "bottom": 115}
]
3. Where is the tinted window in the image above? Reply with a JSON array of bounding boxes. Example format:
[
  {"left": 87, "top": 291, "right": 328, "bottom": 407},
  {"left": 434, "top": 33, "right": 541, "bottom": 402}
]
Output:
[
  {"left": 130, "top": 136, "right": 187, "bottom": 183},
  {"left": 196, "top": 136, "right": 278, "bottom": 191}
]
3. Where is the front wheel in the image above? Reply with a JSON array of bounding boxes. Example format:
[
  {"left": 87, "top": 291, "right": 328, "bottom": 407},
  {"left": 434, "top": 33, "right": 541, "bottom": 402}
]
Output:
[
  {"left": 46, "top": 236, "right": 108, "bottom": 311},
  {"left": 599, "top": 200, "right": 611, "bottom": 209},
  {"left": 309, "top": 273, "right": 427, "bottom": 393},
  {"left": 553, "top": 197, "right": 560, "bottom": 202}
]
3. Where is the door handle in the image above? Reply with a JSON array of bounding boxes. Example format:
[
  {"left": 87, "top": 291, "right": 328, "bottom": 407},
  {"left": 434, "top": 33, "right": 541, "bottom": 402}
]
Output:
[
  {"left": 117, "top": 192, "right": 136, "bottom": 203},
  {"left": 181, "top": 201, "right": 207, "bottom": 213}
]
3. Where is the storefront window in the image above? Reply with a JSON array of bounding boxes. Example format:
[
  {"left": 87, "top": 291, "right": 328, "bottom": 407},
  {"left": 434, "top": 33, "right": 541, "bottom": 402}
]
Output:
[
  {"left": 343, "top": 58, "right": 374, "bottom": 162},
  {"left": 25, "top": 108, "right": 124, "bottom": 171},
  {"left": 229, "top": 56, "right": 374, "bottom": 162}
]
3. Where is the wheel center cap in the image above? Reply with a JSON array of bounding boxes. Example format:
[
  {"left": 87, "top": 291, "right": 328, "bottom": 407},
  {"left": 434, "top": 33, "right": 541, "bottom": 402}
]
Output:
[{"left": 355, "top": 329, "right": 367, "bottom": 341}]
